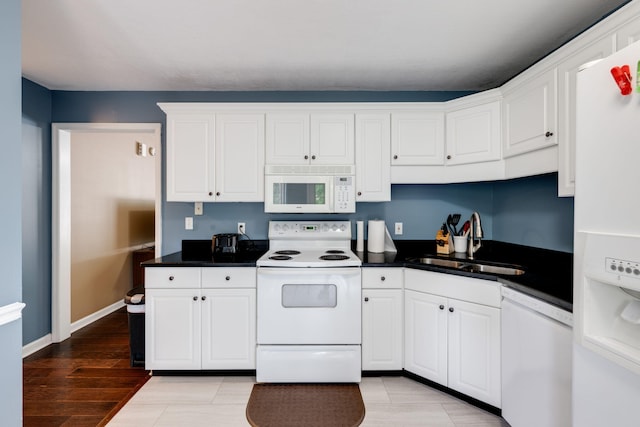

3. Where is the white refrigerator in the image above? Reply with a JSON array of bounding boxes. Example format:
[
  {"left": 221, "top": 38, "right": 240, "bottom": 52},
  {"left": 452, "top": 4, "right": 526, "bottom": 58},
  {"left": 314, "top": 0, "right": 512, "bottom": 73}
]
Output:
[{"left": 573, "top": 40, "right": 640, "bottom": 426}]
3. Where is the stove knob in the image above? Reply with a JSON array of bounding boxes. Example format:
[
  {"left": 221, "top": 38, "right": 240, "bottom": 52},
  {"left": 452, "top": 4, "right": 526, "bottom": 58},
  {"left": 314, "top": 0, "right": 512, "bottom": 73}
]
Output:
[
  {"left": 283, "top": 225, "right": 289, "bottom": 232},
  {"left": 273, "top": 224, "right": 281, "bottom": 232},
  {"left": 322, "top": 224, "right": 329, "bottom": 232},
  {"left": 340, "top": 224, "right": 346, "bottom": 232},
  {"left": 331, "top": 224, "right": 338, "bottom": 231}
]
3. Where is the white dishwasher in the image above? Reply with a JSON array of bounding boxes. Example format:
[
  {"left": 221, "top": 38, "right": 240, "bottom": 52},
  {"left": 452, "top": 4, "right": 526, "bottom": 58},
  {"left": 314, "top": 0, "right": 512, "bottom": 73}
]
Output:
[{"left": 501, "top": 286, "right": 573, "bottom": 427}]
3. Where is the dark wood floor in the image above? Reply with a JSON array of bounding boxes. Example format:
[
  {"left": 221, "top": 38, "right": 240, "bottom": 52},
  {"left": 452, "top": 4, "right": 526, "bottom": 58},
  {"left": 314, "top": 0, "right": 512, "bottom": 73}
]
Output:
[{"left": 23, "top": 307, "right": 150, "bottom": 426}]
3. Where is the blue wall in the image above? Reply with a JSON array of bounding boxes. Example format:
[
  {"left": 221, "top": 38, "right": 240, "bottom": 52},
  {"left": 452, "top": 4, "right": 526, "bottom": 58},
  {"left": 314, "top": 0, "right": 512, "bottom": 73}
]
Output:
[
  {"left": 20, "top": 87, "right": 574, "bottom": 349},
  {"left": 2, "top": 0, "right": 24, "bottom": 424},
  {"left": 22, "top": 79, "right": 52, "bottom": 344}
]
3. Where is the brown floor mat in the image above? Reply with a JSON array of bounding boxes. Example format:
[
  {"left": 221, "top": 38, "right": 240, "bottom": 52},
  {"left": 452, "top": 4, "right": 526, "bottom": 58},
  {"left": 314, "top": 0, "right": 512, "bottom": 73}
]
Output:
[{"left": 246, "top": 383, "right": 365, "bottom": 427}]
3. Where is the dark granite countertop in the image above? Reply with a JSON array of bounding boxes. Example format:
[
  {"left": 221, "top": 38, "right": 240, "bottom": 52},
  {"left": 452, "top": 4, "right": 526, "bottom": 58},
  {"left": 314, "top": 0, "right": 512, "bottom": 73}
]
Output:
[
  {"left": 358, "top": 240, "right": 573, "bottom": 312},
  {"left": 143, "top": 238, "right": 573, "bottom": 312}
]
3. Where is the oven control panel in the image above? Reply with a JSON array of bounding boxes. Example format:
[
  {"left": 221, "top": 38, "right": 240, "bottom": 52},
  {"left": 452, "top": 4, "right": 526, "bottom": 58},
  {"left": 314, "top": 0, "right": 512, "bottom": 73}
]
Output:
[{"left": 269, "top": 221, "right": 351, "bottom": 238}]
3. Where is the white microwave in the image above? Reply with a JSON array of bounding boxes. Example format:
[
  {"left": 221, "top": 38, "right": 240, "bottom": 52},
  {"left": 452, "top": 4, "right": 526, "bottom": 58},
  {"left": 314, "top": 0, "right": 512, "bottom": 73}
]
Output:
[{"left": 264, "top": 165, "right": 356, "bottom": 213}]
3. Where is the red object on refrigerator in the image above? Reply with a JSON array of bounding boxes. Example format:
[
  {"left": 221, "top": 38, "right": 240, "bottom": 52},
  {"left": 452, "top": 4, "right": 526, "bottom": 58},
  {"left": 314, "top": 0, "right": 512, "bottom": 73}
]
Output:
[{"left": 611, "top": 65, "right": 632, "bottom": 95}]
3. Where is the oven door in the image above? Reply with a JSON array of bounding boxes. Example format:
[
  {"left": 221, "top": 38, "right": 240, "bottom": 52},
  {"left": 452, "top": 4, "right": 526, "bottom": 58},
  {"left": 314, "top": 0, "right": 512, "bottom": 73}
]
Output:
[{"left": 257, "top": 267, "right": 361, "bottom": 344}]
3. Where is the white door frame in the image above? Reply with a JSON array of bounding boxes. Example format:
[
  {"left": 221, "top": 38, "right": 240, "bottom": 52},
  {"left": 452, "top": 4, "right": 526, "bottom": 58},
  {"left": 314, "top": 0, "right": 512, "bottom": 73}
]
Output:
[{"left": 52, "top": 123, "right": 162, "bottom": 342}]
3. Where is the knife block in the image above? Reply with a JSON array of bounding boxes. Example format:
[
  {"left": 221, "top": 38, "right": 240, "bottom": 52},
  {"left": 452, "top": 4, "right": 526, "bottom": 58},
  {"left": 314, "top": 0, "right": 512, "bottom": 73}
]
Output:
[{"left": 436, "top": 230, "right": 454, "bottom": 254}]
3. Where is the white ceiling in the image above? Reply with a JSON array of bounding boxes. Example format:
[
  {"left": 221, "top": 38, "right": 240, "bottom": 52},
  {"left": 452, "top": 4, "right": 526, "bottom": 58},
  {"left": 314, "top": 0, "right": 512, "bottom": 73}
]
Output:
[{"left": 22, "top": 0, "right": 630, "bottom": 92}]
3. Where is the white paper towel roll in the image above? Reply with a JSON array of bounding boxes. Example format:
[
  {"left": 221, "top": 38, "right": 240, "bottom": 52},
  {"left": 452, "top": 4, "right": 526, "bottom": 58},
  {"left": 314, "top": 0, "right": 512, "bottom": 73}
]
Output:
[
  {"left": 368, "top": 220, "right": 385, "bottom": 253},
  {"left": 356, "top": 221, "right": 364, "bottom": 252}
]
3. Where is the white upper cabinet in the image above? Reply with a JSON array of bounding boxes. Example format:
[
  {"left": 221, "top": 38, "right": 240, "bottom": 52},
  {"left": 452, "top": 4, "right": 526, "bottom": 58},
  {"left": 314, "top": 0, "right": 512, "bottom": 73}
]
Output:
[
  {"left": 502, "top": 68, "right": 558, "bottom": 159},
  {"left": 265, "top": 113, "right": 310, "bottom": 164},
  {"left": 160, "top": 104, "right": 265, "bottom": 202},
  {"left": 165, "top": 113, "right": 216, "bottom": 202},
  {"left": 355, "top": 113, "right": 391, "bottom": 202},
  {"left": 391, "top": 112, "right": 445, "bottom": 165},
  {"left": 214, "top": 114, "right": 265, "bottom": 202},
  {"left": 557, "top": 37, "right": 614, "bottom": 197},
  {"left": 266, "top": 112, "right": 355, "bottom": 165},
  {"left": 617, "top": 14, "right": 640, "bottom": 48},
  {"left": 445, "top": 100, "right": 501, "bottom": 166},
  {"left": 311, "top": 113, "right": 355, "bottom": 164}
]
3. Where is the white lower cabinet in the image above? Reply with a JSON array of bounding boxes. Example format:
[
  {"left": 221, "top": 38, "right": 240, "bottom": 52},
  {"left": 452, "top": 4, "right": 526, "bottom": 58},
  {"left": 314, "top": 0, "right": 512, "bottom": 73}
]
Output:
[
  {"left": 361, "top": 267, "right": 403, "bottom": 370},
  {"left": 361, "top": 268, "right": 403, "bottom": 370},
  {"left": 404, "top": 269, "right": 501, "bottom": 408},
  {"left": 146, "top": 288, "right": 202, "bottom": 370},
  {"left": 145, "top": 267, "right": 256, "bottom": 370}
]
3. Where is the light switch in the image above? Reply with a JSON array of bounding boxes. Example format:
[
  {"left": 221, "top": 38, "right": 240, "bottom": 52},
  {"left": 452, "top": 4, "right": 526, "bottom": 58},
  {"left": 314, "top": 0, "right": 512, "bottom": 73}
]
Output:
[{"left": 185, "top": 217, "right": 193, "bottom": 230}]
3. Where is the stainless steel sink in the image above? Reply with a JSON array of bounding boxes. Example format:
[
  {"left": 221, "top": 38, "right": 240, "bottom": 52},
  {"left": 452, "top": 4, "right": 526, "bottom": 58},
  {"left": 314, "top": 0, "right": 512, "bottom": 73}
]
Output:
[
  {"left": 463, "top": 263, "right": 525, "bottom": 276},
  {"left": 408, "top": 257, "right": 525, "bottom": 276},
  {"left": 410, "top": 257, "right": 469, "bottom": 269}
]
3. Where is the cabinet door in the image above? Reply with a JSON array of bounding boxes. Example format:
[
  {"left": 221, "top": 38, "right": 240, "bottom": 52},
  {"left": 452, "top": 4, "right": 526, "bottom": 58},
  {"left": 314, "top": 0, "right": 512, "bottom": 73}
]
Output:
[
  {"left": 446, "top": 101, "right": 501, "bottom": 165},
  {"left": 447, "top": 298, "right": 501, "bottom": 408},
  {"left": 166, "top": 114, "right": 215, "bottom": 201},
  {"left": 355, "top": 113, "right": 391, "bottom": 202},
  {"left": 617, "top": 15, "right": 640, "bottom": 48},
  {"left": 215, "top": 114, "right": 265, "bottom": 202},
  {"left": 145, "top": 289, "right": 201, "bottom": 370},
  {"left": 557, "top": 38, "right": 614, "bottom": 197},
  {"left": 362, "top": 289, "right": 403, "bottom": 370},
  {"left": 404, "top": 289, "right": 448, "bottom": 385},
  {"left": 310, "top": 113, "right": 355, "bottom": 164},
  {"left": 391, "top": 112, "right": 445, "bottom": 165},
  {"left": 265, "top": 113, "right": 310, "bottom": 165},
  {"left": 201, "top": 289, "right": 256, "bottom": 369},
  {"left": 503, "top": 69, "right": 557, "bottom": 158}
]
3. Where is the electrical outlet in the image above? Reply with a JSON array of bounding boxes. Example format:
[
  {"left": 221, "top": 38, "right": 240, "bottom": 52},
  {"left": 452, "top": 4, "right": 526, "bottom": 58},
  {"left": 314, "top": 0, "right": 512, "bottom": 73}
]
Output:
[
  {"left": 194, "top": 202, "right": 203, "bottom": 216},
  {"left": 185, "top": 217, "right": 193, "bottom": 230},
  {"left": 238, "top": 222, "right": 246, "bottom": 234},
  {"left": 394, "top": 222, "right": 403, "bottom": 235}
]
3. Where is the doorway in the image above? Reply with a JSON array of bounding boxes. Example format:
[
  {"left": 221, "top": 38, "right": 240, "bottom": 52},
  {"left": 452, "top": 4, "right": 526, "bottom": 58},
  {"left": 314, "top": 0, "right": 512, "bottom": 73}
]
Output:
[{"left": 52, "top": 123, "right": 162, "bottom": 342}]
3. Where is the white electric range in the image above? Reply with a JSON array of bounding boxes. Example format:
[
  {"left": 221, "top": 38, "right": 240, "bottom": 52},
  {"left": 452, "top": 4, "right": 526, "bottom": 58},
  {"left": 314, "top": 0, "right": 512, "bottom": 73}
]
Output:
[{"left": 256, "top": 221, "right": 362, "bottom": 383}]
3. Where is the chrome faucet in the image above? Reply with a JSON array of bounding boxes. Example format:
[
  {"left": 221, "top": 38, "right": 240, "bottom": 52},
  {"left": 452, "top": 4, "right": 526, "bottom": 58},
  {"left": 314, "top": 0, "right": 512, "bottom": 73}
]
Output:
[{"left": 468, "top": 212, "right": 483, "bottom": 258}]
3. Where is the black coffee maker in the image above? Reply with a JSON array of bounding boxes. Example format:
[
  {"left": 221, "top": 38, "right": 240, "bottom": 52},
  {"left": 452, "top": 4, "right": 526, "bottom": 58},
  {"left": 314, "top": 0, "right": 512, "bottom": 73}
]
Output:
[{"left": 212, "top": 233, "right": 240, "bottom": 254}]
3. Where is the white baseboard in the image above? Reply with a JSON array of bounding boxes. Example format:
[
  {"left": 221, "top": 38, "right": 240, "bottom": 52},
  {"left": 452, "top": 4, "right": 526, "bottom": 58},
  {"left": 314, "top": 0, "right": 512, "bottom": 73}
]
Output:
[
  {"left": 22, "top": 333, "right": 52, "bottom": 358},
  {"left": 71, "top": 300, "right": 125, "bottom": 333},
  {"left": 23, "top": 299, "right": 127, "bottom": 358}
]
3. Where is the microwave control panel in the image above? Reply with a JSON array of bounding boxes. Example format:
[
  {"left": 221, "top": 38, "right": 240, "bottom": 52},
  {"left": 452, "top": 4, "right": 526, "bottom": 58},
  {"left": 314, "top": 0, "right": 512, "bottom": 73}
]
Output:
[{"left": 334, "top": 176, "right": 355, "bottom": 213}]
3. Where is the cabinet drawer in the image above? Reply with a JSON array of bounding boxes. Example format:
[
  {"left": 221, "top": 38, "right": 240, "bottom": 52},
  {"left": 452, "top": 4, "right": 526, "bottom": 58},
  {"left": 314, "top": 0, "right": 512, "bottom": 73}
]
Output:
[
  {"left": 145, "top": 267, "right": 201, "bottom": 289},
  {"left": 202, "top": 267, "right": 256, "bottom": 288},
  {"left": 362, "top": 267, "right": 403, "bottom": 289}
]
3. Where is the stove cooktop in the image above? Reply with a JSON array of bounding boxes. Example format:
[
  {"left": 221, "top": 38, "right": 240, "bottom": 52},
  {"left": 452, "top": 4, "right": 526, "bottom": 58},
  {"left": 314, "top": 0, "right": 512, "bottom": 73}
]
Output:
[
  {"left": 257, "top": 221, "right": 362, "bottom": 268},
  {"left": 257, "top": 248, "right": 361, "bottom": 268}
]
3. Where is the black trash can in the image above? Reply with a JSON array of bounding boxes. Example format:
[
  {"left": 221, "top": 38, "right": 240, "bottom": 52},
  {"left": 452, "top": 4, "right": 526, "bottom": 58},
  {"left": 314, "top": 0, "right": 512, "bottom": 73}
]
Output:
[{"left": 124, "top": 287, "right": 145, "bottom": 367}]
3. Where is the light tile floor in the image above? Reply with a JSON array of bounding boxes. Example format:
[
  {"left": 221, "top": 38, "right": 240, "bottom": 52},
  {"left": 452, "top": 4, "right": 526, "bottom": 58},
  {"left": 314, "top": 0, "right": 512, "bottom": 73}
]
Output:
[{"left": 107, "top": 376, "right": 509, "bottom": 426}]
